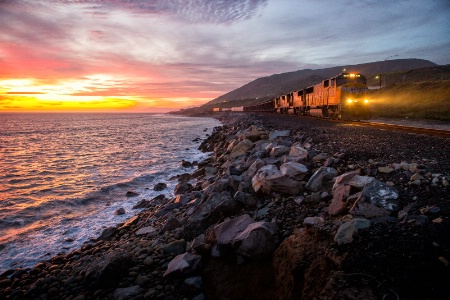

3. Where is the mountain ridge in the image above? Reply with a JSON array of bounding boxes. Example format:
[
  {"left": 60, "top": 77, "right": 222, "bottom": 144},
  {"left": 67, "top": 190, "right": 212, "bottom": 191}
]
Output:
[{"left": 206, "top": 58, "right": 436, "bottom": 107}]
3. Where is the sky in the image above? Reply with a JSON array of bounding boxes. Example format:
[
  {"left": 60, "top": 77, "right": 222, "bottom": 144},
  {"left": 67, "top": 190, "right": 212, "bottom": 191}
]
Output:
[{"left": 0, "top": 0, "right": 449, "bottom": 112}]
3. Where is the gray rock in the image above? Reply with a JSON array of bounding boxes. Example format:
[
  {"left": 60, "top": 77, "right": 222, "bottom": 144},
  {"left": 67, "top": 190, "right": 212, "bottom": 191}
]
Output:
[
  {"left": 280, "top": 162, "right": 308, "bottom": 180},
  {"left": 234, "top": 191, "right": 257, "bottom": 206},
  {"left": 246, "top": 158, "right": 265, "bottom": 178},
  {"left": 252, "top": 165, "right": 302, "bottom": 195},
  {"left": 153, "top": 182, "right": 167, "bottom": 191},
  {"left": 312, "top": 152, "right": 328, "bottom": 162},
  {"left": 214, "top": 214, "right": 255, "bottom": 255},
  {"left": 269, "top": 130, "right": 290, "bottom": 140},
  {"left": 305, "top": 167, "right": 338, "bottom": 192},
  {"left": 135, "top": 226, "right": 157, "bottom": 236},
  {"left": 174, "top": 182, "right": 192, "bottom": 195},
  {"left": 161, "top": 239, "right": 187, "bottom": 255},
  {"left": 114, "top": 207, "right": 125, "bottom": 215},
  {"left": 97, "top": 227, "right": 117, "bottom": 241},
  {"left": 230, "top": 139, "right": 254, "bottom": 159},
  {"left": 334, "top": 218, "right": 371, "bottom": 245},
  {"left": 113, "top": 285, "right": 143, "bottom": 300},
  {"left": 160, "top": 217, "right": 182, "bottom": 233},
  {"left": 233, "top": 221, "right": 278, "bottom": 259},
  {"left": 163, "top": 252, "right": 202, "bottom": 278},
  {"left": 358, "top": 180, "right": 399, "bottom": 211},
  {"left": 303, "top": 216, "right": 324, "bottom": 227},
  {"left": 83, "top": 252, "right": 132, "bottom": 287}
]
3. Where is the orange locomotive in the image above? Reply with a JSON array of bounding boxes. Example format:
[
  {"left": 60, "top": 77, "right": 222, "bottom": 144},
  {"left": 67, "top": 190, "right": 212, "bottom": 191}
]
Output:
[{"left": 242, "top": 72, "right": 371, "bottom": 120}]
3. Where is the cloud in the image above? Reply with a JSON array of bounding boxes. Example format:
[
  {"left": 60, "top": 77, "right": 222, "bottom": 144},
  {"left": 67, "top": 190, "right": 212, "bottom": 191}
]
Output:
[{"left": 45, "top": 0, "right": 268, "bottom": 24}]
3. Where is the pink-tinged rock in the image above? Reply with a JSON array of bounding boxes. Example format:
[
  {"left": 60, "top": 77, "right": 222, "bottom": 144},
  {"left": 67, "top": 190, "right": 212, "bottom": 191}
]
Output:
[
  {"left": 280, "top": 162, "right": 308, "bottom": 180},
  {"left": 289, "top": 144, "right": 308, "bottom": 160},
  {"left": 270, "top": 146, "right": 290, "bottom": 157},
  {"left": 328, "top": 184, "right": 352, "bottom": 216},
  {"left": 233, "top": 221, "right": 278, "bottom": 259},
  {"left": 230, "top": 139, "right": 254, "bottom": 159},
  {"left": 135, "top": 226, "right": 157, "bottom": 236},
  {"left": 252, "top": 165, "right": 302, "bottom": 195},
  {"left": 214, "top": 214, "right": 255, "bottom": 246},
  {"left": 163, "top": 252, "right": 202, "bottom": 279}
]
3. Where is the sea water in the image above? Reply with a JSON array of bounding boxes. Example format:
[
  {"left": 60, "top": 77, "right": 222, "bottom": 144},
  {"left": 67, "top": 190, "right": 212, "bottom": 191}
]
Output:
[{"left": 0, "top": 113, "right": 221, "bottom": 272}]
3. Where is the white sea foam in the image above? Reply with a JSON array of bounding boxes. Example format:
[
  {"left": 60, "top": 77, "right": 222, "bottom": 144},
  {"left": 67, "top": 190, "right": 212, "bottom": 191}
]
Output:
[{"left": 0, "top": 113, "right": 221, "bottom": 272}]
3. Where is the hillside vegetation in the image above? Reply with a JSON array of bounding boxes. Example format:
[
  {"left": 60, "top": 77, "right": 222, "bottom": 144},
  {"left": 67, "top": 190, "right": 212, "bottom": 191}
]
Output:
[{"left": 369, "top": 80, "right": 450, "bottom": 120}]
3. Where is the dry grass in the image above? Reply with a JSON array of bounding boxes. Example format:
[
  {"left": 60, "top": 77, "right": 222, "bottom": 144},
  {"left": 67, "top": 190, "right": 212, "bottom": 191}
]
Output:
[{"left": 369, "top": 81, "right": 450, "bottom": 120}]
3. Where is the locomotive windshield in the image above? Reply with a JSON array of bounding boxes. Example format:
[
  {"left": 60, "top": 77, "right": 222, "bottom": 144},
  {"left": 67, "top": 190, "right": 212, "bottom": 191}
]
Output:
[{"left": 336, "top": 73, "right": 366, "bottom": 86}]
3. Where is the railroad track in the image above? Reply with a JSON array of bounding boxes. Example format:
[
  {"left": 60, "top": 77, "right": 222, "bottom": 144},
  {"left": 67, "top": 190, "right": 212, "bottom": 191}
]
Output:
[{"left": 350, "top": 120, "right": 450, "bottom": 138}]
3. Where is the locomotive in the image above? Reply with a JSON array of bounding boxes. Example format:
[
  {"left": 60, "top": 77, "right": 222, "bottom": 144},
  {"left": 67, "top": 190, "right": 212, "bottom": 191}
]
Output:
[{"left": 232, "top": 72, "right": 372, "bottom": 120}]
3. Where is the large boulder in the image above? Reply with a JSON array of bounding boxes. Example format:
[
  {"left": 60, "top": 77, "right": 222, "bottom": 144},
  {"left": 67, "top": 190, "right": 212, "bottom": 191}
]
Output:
[
  {"left": 350, "top": 180, "right": 399, "bottom": 218},
  {"left": 230, "top": 139, "right": 254, "bottom": 159},
  {"left": 233, "top": 221, "right": 278, "bottom": 259},
  {"left": 280, "top": 162, "right": 308, "bottom": 180},
  {"left": 252, "top": 165, "right": 302, "bottom": 195},
  {"left": 213, "top": 214, "right": 255, "bottom": 256},
  {"left": 163, "top": 252, "right": 202, "bottom": 279},
  {"left": 82, "top": 252, "right": 132, "bottom": 287}
]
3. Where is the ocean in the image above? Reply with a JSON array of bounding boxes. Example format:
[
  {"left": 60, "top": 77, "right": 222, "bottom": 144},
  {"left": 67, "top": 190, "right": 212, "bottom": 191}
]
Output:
[{"left": 0, "top": 113, "right": 221, "bottom": 273}]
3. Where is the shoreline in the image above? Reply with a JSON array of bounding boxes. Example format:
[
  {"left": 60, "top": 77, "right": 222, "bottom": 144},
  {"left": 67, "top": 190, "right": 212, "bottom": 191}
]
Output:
[{"left": 1, "top": 112, "right": 449, "bottom": 299}]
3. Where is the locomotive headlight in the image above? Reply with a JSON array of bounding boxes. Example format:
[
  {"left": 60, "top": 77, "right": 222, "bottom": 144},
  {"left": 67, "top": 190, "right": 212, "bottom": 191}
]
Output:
[
  {"left": 364, "top": 99, "right": 369, "bottom": 103},
  {"left": 347, "top": 99, "right": 353, "bottom": 103}
]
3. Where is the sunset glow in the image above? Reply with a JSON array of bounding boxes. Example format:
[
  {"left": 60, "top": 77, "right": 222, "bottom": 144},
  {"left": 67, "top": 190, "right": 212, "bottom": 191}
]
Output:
[{"left": 1, "top": 0, "right": 449, "bottom": 112}]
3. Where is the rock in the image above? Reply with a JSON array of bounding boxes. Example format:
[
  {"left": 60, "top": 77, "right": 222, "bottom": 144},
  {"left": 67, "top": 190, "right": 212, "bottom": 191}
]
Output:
[
  {"left": 125, "top": 191, "right": 139, "bottom": 197},
  {"left": 280, "top": 162, "right": 308, "bottom": 180},
  {"left": 303, "top": 216, "right": 324, "bottom": 227},
  {"left": 114, "top": 207, "right": 125, "bottom": 215},
  {"left": 334, "top": 218, "right": 371, "bottom": 245},
  {"left": 246, "top": 158, "right": 265, "bottom": 178},
  {"left": 183, "top": 276, "right": 203, "bottom": 294},
  {"left": 187, "top": 191, "right": 239, "bottom": 232},
  {"left": 113, "top": 285, "right": 143, "bottom": 300},
  {"left": 181, "top": 160, "right": 193, "bottom": 168},
  {"left": 213, "top": 214, "right": 255, "bottom": 255},
  {"left": 352, "top": 180, "right": 399, "bottom": 213},
  {"left": 269, "top": 130, "right": 290, "bottom": 140},
  {"left": 153, "top": 182, "right": 167, "bottom": 191},
  {"left": 233, "top": 221, "right": 278, "bottom": 259},
  {"left": 204, "top": 167, "right": 218, "bottom": 178},
  {"left": 160, "top": 217, "right": 182, "bottom": 233},
  {"left": 230, "top": 139, "right": 254, "bottom": 159},
  {"left": 97, "top": 227, "right": 117, "bottom": 241},
  {"left": 378, "top": 166, "right": 394, "bottom": 174},
  {"left": 132, "top": 199, "right": 151, "bottom": 209},
  {"left": 83, "top": 252, "right": 132, "bottom": 287},
  {"left": 163, "top": 252, "right": 202, "bottom": 279},
  {"left": 135, "top": 226, "right": 157, "bottom": 236},
  {"left": 305, "top": 167, "right": 338, "bottom": 192},
  {"left": 289, "top": 144, "right": 308, "bottom": 160},
  {"left": 252, "top": 165, "right": 302, "bottom": 195},
  {"left": 270, "top": 146, "right": 291, "bottom": 157},
  {"left": 177, "top": 173, "right": 192, "bottom": 182},
  {"left": 174, "top": 182, "right": 192, "bottom": 195},
  {"left": 161, "top": 239, "right": 187, "bottom": 255},
  {"left": 191, "top": 234, "right": 209, "bottom": 254},
  {"left": 312, "top": 152, "right": 328, "bottom": 162},
  {"left": 234, "top": 191, "right": 257, "bottom": 206},
  {"left": 143, "top": 256, "right": 154, "bottom": 266}
]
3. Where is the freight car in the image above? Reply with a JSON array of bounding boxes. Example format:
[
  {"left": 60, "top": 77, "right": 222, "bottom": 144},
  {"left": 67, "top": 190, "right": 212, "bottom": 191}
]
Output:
[{"left": 228, "top": 72, "right": 371, "bottom": 120}]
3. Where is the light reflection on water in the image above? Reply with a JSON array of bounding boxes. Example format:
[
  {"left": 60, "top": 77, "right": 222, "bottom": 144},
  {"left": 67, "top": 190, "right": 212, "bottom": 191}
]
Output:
[{"left": 0, "top": 113, "right": 221, "bottom": 271}]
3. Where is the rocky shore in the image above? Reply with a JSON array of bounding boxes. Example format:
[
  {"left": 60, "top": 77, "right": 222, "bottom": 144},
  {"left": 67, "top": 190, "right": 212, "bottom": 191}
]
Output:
[{"left": 1, "top": 113, "right": 449, "bottom": 300}]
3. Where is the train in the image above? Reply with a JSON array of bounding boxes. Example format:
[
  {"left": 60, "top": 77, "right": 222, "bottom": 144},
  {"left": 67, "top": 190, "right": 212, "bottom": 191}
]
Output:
[{"left": 214, "top": 72, "right": 372, "bottom": 120}]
